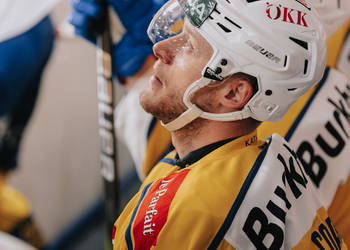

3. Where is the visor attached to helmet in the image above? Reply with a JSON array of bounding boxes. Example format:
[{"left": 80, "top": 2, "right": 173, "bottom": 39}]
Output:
[
  {"left": 147, "top": 0, "right": 216, "bottom": 44},
  {"left": 147, "top": 0, "right": 185, "bottom": 44}
]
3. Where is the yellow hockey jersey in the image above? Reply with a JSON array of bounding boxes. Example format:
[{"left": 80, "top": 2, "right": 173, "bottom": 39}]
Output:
[{"left": 112, "top": 131, "right": 346, "bottom": 249}]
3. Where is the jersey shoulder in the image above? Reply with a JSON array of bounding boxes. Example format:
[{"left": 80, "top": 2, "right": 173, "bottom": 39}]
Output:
[{"left": 222, "top": 134, "right": 346, "bottom": 249}]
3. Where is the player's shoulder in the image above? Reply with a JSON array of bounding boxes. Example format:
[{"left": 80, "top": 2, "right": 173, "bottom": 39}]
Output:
[{"left": 222, "top": 133, "right": 344, "bottom": 249}]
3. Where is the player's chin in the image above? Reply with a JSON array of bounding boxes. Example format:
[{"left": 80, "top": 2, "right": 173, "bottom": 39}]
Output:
[{"left": 139, "top": 89, "right": 154, "bottom": 110}]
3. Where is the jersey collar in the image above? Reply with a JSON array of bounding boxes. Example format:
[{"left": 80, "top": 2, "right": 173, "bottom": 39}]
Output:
[{"left": 174, "top": 137, "right": 236, "bottom": 168}]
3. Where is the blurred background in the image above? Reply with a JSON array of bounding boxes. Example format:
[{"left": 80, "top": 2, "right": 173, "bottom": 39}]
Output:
[{"left": 6, "top": 0, "right": 140, "bottom": 249}]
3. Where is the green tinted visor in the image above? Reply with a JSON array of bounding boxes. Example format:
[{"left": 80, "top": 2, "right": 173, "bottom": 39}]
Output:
[{"left": 147, "top": 0, "right": 216, "bottom": 44}]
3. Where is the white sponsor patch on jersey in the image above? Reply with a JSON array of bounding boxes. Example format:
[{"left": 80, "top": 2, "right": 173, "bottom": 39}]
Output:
[
  {"left": 285, "top": 68, "right": 350, "bottom": 209},
  {"left": 224, "top": 134, "right": 324, "bottom": 249}
]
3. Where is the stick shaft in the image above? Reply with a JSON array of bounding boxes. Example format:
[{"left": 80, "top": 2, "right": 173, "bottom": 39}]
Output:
[{"left": 96, "top": 10, "right": 119, "bottom": 250}]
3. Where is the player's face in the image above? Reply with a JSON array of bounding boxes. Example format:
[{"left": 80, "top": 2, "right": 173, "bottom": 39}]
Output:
[{"left": 140, "top": 20, "right": 213, "bottom": 123}]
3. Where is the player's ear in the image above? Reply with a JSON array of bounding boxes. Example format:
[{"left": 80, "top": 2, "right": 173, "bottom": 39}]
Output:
[{"left": 219, "top": 78, "right": 253, "bottom": 109}]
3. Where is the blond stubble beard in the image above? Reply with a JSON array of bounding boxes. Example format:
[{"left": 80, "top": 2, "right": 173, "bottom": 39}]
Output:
[
  {"left": 139, "top": 89, "right": 187, "bottom": 124},
  {"left": 139, "top": 87, "right": 213, "bottom": 135}
]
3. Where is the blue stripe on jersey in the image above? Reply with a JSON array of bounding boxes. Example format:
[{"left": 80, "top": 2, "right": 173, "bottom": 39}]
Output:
[
  {"left": 285, "top": 67, "right": 330, "bottom": 141},
  {"left": 208, "top": 140, "right": 272, "bottom": 250},
  {"left": 158, "top": 144, "right": 175, "bottom": 161},
  {"left": 125, "top": 182, "right": 152, "bottom": 250},
  {"left": 159, "top": 157, "right": 176, "bottom": 165}
]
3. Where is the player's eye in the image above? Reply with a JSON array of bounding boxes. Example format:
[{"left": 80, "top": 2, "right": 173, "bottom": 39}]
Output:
[
  {"left": 168, "top": 34, "right": 194, "bottom": 53},
  {"left": 180, "top": 35, "right": 194, "bottom": 51},
  {"left": 182, "top": 40, "right": 193, "bottom": 51}
]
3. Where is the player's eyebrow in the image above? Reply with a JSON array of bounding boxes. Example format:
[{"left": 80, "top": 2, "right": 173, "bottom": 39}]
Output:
[{"left": 183, "top": 18, "right": 195, "bottom": 37}]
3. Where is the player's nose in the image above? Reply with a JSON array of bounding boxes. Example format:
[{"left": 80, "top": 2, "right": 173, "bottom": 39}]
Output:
[{"left": 153, "top": 39, "right": 174, "bottom": 64}]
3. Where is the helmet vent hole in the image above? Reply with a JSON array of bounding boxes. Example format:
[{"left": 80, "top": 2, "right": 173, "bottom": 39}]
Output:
[
  {"left": 217, "top": 23, "right": 231, "bottom": 33},
  {"left": 304, "top": 60, "right": 309, "bottom": 75},
  {"left": 289, "top": 37, "right": 308, "bottom": 50},
  {"left": 265, "top": 90, "right": 272, "bottom": 96},
  {"left": 246, "top": 0, "right": 262, "bottom": 2},
  {"left": 225, "top": 0, "right": 231, "bottom": 3},
  {"left": 224, "top": 17, "right": 242, "bottom": 29},
  {"left": 288, "top": 88, "right": 297, "bottom": 91}
]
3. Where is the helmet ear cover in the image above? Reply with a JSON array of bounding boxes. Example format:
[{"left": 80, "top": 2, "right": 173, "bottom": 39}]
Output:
[{"left": 149, "top": 0, "right": 327, "bottom": 131}]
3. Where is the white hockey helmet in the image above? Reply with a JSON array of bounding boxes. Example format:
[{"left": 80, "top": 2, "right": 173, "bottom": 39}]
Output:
[
  {"left": 148, "top": 0, "right": 327, "bottom": 131},
  {"left": 310, "top": 0, "right": 350, "bottom": 38}
]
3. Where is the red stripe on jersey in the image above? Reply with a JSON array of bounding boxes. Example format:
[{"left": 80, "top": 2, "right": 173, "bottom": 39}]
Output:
[
  {"left": 132, "top": 169, "right": 190, "bottom": 250},
  {"left": 112, "top": 225, "right": 116, "bottom": 244}
]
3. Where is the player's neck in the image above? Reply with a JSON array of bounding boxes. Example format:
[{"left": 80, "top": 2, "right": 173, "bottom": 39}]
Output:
[{"left": 171, "top": 118, "right": 258, "bottom": 158}]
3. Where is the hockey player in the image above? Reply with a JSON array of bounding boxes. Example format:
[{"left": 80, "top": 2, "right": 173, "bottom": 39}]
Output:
[
  {"left": 69, "top": 2, "right": 350, "bottom": 246},
  {"left": 109, "top": 0, "right": 346, "bottom": 248},
  {"left": 257, "top": 0, "right": 350, "bottom": 244},
  {"left": 0, "top": 0, "right": 60, "bottom": 247}
]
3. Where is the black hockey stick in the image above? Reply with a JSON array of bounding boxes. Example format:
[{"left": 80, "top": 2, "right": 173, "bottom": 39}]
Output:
[{"left": 96, "top": 6, "right": 120, "bottom": 250}]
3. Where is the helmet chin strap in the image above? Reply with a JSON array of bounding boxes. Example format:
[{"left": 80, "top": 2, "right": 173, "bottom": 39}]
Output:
[
  {"left": 161, "top": 104, "right": 203, "bottom": 131},
  {"left": 162, "top": 77, "right": 252, "bottom": 132}
]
